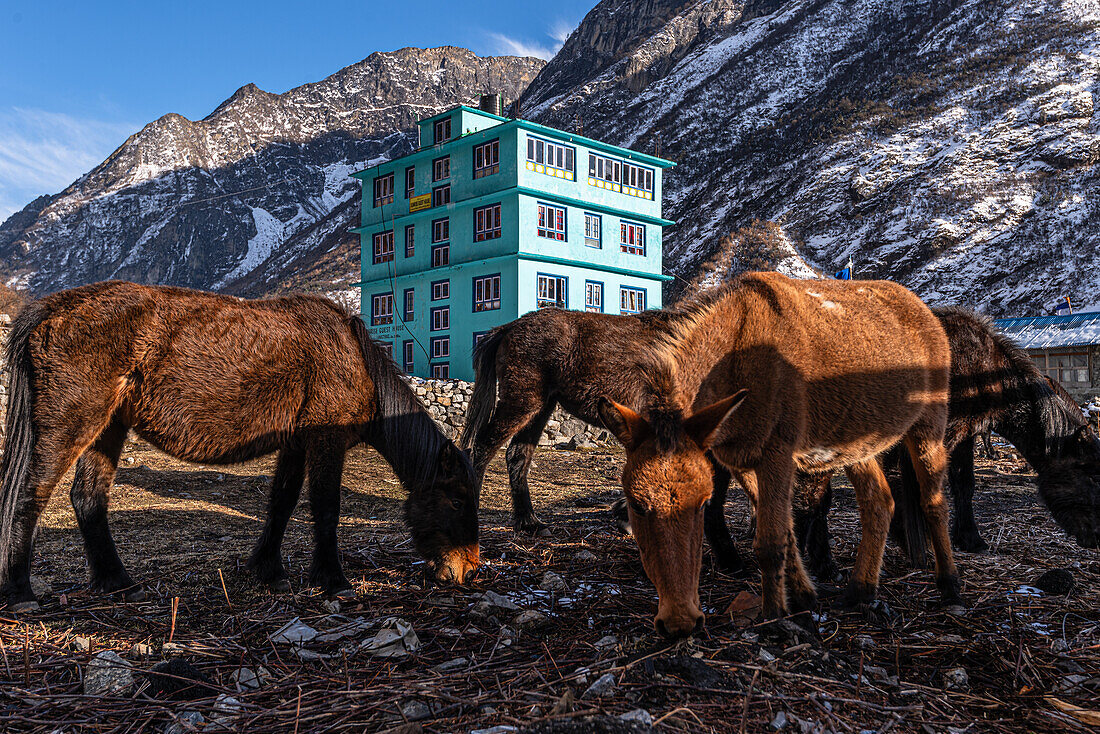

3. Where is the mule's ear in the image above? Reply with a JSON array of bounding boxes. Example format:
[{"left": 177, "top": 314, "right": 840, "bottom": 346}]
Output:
[
  {"left": 598, "top": 397, "right": 650, "bottom": 450},
  {"left": 684, "top": 389, "right": 748, "bottom": 449},
  {"left": 439, "top": 442, "right": 465, "bottom": 472}
]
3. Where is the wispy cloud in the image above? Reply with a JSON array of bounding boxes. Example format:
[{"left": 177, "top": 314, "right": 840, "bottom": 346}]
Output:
[
  {"left": 0, "top": 107, "right": 138, "bottom": 222},
  {"left": 487, "top": 32, "right": 560, "bottom": 61},
  {"left": 549, "top": 19, "right": 576, "bottom": 47}
]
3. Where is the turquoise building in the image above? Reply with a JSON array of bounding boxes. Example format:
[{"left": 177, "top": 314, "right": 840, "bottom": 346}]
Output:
[{"left": 352, "top": 104, "right": 675, "bottom": 380}]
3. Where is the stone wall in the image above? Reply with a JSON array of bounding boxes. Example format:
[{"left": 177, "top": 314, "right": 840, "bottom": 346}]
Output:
[{"left": 406, "top": 377, "right": 615, "bottom": 448}]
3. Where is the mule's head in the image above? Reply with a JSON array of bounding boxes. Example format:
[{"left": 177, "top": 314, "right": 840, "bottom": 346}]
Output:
[
  {"left": 1038, "top": 424, "right": 1100, "bottom": 549},
  {"left": 404, "top": 442, "right": 481, "bottom": 584},
  {"left": 598, "top": 390, "right": 748, "bottom": 638}
]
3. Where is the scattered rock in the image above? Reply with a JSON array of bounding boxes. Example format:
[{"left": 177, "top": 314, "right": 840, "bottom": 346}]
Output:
[
  {"left": 581, "top": 672, "right": 617, "bottom": 699},
  {"left": 322, "top": 598, "right": 342, "bottom": 614},
  {"left": 470, "top": 727, "right": 517, "bottom": 734},
  {"left": 573, "top": 550, "right": 597, "bottom": 562},
  {"left": 231, "top": 666, "right": 265, "bottom": 691},
  {"left": 855, "top": 635, "right": 875, "bottom": 650},
  {"left": 129, "top": 642, "right": 155, "bottom": 658},
  {"left": 474, "top": 590, "right": 520, "bottom": 614},
  {"left": 83, "top": 651, "right": 133, "bottom": 696},
  {"left": 433, "top": 657, "right": 468, "bottom": 672},
  {"left": 539, "top": 572, "right": 568, "bottom": 593},
  {"left": 1035, "top": 568, "right": 1075, "bottom": 596},
  {"left": 163, "top": 710, "right": 204, "bottom": 734},
  {"left": 550, "top": 689, "right": 575, "bottom": 715},
  {"left": 514, "top": 609, "right": 550, "bottom": 631},
  {"left": 758, "top": 648, "right": 777, "bottom": 664},
  {"left": 620, "top": 709, "right": 653, "bottom": 726},
  {"left": 402, "top": 700, "right": 433, "bottom": 722},
  {"left": 770, "top": 711, "right": 789, "bottom": 731},
  {"left": 270, "top": 618, "right": 319, "bottom": 645},
  {"left": 594, "top": 634, "right": 618, "bottom": 650},
  {"left": 944, "top": 667, "right": 969, "bottom": 690},
  {"left": 359, "top": 617, "right": 421, "bottom": 658},
  {"left": 71, "top": 636, "right": 92, "bottom": 653},
  {"left": 209, "top": 694, "right": 241, "bottom": 729}
]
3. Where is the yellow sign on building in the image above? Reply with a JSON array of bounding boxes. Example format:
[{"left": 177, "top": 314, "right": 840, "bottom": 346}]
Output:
[{"left": 409, "top": 194, "right": 431, "bottom": 213}]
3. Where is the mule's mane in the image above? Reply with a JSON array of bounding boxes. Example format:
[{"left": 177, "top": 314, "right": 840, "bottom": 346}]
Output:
[{"left": 345, "top": 311, "right": 451, "bottom": 488}]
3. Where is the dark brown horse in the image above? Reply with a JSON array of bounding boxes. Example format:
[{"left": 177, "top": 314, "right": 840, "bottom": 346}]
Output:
[
  {"left": 599, "top": 273, "right": 960, "bottom": 637},
  {"left": 0, "top": 282, "right": 479, "bottom": 613},
  {"left": 461, "top": 307, "right": 682, "bottom": 534},
  {"left": 764, "top": 309, "right": 1100, "bottom": 580}
]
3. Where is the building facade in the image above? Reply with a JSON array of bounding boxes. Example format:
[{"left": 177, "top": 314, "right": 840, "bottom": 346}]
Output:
[
  {"left": 353, "top": 105, "right": 674, "bottom": 381},
  {"left": 995, "top": 311, "right": 1100, "bottom": 401}
]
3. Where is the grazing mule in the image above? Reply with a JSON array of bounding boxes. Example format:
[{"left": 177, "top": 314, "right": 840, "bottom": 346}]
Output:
[
  {"left": 461, "top": 307, "right": 681, "bottom": 534},
  {"left": 598, "top": 272, "right": 961, "bottom": 637},
  {"left": 762, "top": 309, "right": 1100, "bottom": 579},
  {"left": 0, "top": 282, "right": 479, "bottom": 612}
]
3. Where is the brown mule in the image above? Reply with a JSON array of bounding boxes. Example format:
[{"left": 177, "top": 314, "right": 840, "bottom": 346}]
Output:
[
  {"left": 0, "top": 281, "right": 479, "bottom": 612},
  {"left": 599, "top": 272, "right": 961, "bottom": 638}
]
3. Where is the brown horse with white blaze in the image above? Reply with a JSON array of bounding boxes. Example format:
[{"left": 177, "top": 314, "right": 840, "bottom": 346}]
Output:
[
  {"left": 598, "top": 272, "right": 961, "bottom": 637},
  {"left": 0, "top": 281, "right": 479, "bottom": 612}
]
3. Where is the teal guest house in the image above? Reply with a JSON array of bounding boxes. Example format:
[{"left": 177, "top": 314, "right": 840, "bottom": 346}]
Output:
[{"left": 352, "top": 102, "right": 674, "bottom": 380}]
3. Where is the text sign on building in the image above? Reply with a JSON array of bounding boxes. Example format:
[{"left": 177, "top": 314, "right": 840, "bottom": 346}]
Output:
[{"left": 409, "top": 194, "right": 431, "bottom": 213}]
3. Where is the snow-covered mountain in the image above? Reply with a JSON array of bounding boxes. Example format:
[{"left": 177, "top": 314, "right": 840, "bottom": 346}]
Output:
[
  {"left": 0, "top": 47, "right": 543, "bottom": 305},
  {"left": 523, "top": 0, "right": 1100, "bottom": 316}
]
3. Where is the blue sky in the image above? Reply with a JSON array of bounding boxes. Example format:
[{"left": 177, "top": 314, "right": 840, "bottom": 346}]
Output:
[{"left": 0, "top": 0, "right": 592, "bottom": 220}]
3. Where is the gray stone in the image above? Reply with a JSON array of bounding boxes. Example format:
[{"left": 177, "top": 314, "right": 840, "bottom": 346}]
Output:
[
  {"left": 433, "top": 657, "right": 468, "bottom": 672},
  {"left": 402, "top": 700, "right": 432, "bottom": 722},
  {"left": 209, "top": 694, "right": 241, "bottom": 729},
  {"left": 539, "top": 571, "right": 568, "bottom": 593},
  {"left": 514, "top": 609, "right": 550, "bottom": 630},
  {"left": 581, "top": 672, "right": 616, "bottom": 699},
  {"left": 770, "top": 711, "right": 789, "bottom": 730},
  {"left": 84, "top": 651, "right": 133, "bottom": 696},
  {"left": 231, "top": 666, "right": 264, "bottom": 690},
  {"left": 573, "top": 549, "right": 597, "bottom": 562},
  {"left": 855, "top": 635, "right": 875, "bottom": 650},
  {"left": 129, "top": 642, "right": 155, "bottom": 658},
  {"left": 620, "top": 709, "right": 653, "bottom": 725},
  {"left": 163, "top": 711, "right": 205, "bottom": 734},
  {"left": 594, "top": 634, "right": 618, "bottom": 650},
  {"left": 71, "top": 636, "right": 92, "bottom": 653},
  {"left": 944, "top": 667, "right": 969, "bottom": 690}
]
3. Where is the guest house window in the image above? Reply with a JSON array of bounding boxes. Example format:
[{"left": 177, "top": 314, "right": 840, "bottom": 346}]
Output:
[
  {"left": 431, "top": 280, "right": 450, "bottom": 301},
  {"left": 473, "top": 275, "right": 501, "bottom": 312},
  {"left": 372, "top": 231, "right": 394, "bottom": 264},
  {"left": 585, "top": 281, "right": 603, "bottom": 313},
  {"left": 378, "top": 342, "right": 393, "bottom": 359},
  {"left": 404, "top": 225, "right": 415, "bottom": 257},
  {"left": 402, "top": 340, "right": 414, "bottom": 373},
  {"left": 621, "top": 221, "right": 645, "bottom": 255},
  {"left": 433, "top": 156, "right": 450, "bottom": 182},
  {"left": 431, "top": 306, "right": 450, "bottom": 331},
  {"left": 473, "top": 332, "right": 489, "bottom": 350},
  {"left": 1033, "top": 351, "right": 1090, "bottom": 384},
  {"left": 537, "top": 203, "right": 566, "bottom": 241},
  {"left": 537, "top": 275, "right": 567, "bottom": 309},
  {"left": 403, "top": 288, "right": 415, "bottom": 322},
  {"left": 431, "top": 363, "right": 450, "bottom": 379},
  {"left": 432, "top": 218, "right": 449, "bottom": 243},
  {"left": 373, "top": 172, "right": 394, "bottom": 207},
  {"left": 622, "top": 161, "right": 654, "bottom": 198},
  {"left": 432, "top": 184, "right": 451, "bottom": 207},
  {"left": 404, "top": 166, "right": 415, "bottom": 199},
  {"left": 620, "top": 287, "right": 646, "bottom": 314},
  {"left": 474, "top": 204, "right": 501, "bottom": 241},
  {"left": 431, "top": 336, "right": 450, "bottom": 360},
  {"left": 431, "top": 243, "right": 449, "bottom": 268},
  {"left": 433, "top": 117, "right": 451, "bottom": 144},
  {"left": 371, "top": 293, "right": 393, "bottom": 325},
  {"left": 474, "top": 139, "right": 499, "bottom": 178},
  {"left": 584, "top": 213, "right": 601, "bottom": 248},
  {"left": 526, "top": 136, "right": 575, "bottom": 179}
]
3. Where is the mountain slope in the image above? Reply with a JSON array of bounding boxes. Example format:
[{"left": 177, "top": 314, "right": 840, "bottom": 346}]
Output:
[
  {"left": 0, "top": 47, "right": 543, "bottom": 301},
  {"left": 523, "top": 0, "right": 1100, "bottom": 316}
]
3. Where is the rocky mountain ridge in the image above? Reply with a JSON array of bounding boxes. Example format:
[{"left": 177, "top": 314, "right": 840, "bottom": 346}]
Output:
[
  {"left": 522, "top": 0, "right": 1100, "bottom": 315},
  {"left": 0, "top": 47, "right": 544, "bottom": 304}
]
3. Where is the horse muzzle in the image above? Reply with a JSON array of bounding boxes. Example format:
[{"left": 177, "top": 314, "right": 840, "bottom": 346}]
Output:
[{"left": 435, "top": 543, "right": 481, "bottom": 585}]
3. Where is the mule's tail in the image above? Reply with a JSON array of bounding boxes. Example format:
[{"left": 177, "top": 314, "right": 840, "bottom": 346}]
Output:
[
  {"left": 461, "top": 325, "right": 509, "bottom": 450},
  {"left": 0, "top": 300, "right": 49, "bottom": 580},
  {"left": 889, "top": 447, "right": 931, "bottom": 568}
]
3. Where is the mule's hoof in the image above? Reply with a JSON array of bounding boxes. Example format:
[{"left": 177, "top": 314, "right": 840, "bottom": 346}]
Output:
[
  {"left": 269, "top": 578, "right": 292, "bottom": 594},
  {"left": 836, "top": 582, "right": 877, "bottom": 611},
  {"left": 516, "top": 521, "right": 551, "bottom": 538},
  {"left": 760, "top": 617, "right": 818, "bottom": 646},
  {"left": 953, "top": 533, "right": 989, "bottom": 554},
  {"left": 123, "top": 588, "right": 147, "bottom": 603},
  {"left": 9, "top": 599, "right": 40, "bottom": 613}
]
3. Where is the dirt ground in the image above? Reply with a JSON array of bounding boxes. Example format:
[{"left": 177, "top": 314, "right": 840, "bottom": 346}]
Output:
[{"left": 1, "top": 440, "right": 1098, "bottom": 733}]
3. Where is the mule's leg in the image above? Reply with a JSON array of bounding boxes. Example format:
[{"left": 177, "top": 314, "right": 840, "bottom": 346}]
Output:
[
  {"left": 468, "top": 394, "right": 545, "bottom": 488},
  {"left": 504, "top": 402, "right": 557, "bottom": 535},
  {"left": 794, "top": 472, "right": 839, "bottom": 581},
  {"left": 948, "top": 438, "right": 987, "bottom": 552},
  {"left": 69, "top": 418, "right": 142, "bottom": 600},
  {"left": 304, "top": 436, "right": 353, "bottom": 596},
  {"left": 838, "top": 459, "right": 895, "bottom": 608},
  {"left": 903, "top": 434, "right": 962, "bottom": 607},
  {"left": 704, "top": 457, "right": 745, "bottom": 573},
  {"left": 247, "top": 444, "right": 307, "bottom": 592},
  {"left": 752, "top": 456, "right": 809, "bottom": 619}
]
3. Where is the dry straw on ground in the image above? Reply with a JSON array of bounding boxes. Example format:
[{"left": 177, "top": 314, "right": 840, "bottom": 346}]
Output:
[{"left": 1, "top": 442, "right": 1097, "bottom": 732}]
